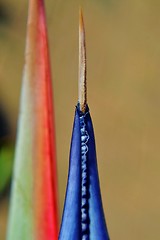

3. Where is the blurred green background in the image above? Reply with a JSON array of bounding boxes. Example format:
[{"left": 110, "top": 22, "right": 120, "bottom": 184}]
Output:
[{"left": 0, "top": 0, "right": 160, "bottom": 239}]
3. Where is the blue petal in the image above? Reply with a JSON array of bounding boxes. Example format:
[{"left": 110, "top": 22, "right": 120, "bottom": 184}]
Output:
[{"left": 59, "top": 105, "right": 110, "bottom": 240}]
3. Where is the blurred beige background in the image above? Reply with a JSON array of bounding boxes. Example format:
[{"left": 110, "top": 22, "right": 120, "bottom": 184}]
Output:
[{"left": 0, "top": 0, "right": 160, "bottom": 239}]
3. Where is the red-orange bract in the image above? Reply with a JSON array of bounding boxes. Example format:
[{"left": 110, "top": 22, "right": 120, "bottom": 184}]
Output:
[{"left": 7, "top": 0, "right": 59, "bottom": 239}]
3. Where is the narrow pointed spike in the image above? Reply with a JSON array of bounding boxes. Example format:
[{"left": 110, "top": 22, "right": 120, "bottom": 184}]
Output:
[
  {"left": 59, "top": 10, "right": 110, "bottom": 240},
  {"left": 79, "top": 8, "right": 87, "bottom": 113}
]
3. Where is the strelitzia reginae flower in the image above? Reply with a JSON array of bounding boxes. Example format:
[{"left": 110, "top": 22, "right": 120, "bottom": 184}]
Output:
[
  {"left": 7, "top": 0, "right": 58, "bottom": 239},
  {"left": 59, "top": 10, "right": 110, "bottom": 240}
]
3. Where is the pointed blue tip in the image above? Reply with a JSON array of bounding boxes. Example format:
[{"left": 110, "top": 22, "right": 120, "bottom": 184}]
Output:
[{"left": 59, "top": 104, "right": 110, "bottom": 240}]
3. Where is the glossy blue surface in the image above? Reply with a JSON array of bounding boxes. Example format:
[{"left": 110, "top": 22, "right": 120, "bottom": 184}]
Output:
[{"left": 59, "top": 105, "right": 110, "bottom": 240}]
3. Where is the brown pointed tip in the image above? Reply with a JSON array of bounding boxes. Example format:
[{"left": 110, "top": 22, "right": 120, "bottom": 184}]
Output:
[
  {"left": 79, "top": 8, "right": 87, "bottom": 113},
  {"left": 79, "top": 7, "right": 84, "bottom": 32}
]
